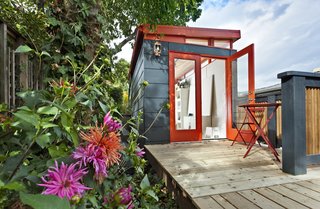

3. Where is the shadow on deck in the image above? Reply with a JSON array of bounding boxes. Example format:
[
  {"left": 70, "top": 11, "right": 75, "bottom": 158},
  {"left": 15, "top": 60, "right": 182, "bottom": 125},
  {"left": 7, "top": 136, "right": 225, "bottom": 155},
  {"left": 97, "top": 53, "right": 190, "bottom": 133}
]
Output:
[{"left": 145, "top": 140, "right": 320, "bottom": 209}]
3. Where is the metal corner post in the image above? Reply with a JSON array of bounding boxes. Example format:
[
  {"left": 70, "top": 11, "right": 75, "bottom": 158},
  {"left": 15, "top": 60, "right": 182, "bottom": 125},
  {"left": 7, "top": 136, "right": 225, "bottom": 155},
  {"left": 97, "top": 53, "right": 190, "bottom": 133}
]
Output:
[{"left": 280, "top": 74, "right": 306, "bottom": 175}]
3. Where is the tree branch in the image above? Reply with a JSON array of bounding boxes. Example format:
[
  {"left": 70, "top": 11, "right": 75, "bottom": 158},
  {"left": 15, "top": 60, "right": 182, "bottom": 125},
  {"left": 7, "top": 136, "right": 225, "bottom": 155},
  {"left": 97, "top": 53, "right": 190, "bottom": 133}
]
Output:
[{"left": 113, "top": 28, "right": 137, "bottom": 55}]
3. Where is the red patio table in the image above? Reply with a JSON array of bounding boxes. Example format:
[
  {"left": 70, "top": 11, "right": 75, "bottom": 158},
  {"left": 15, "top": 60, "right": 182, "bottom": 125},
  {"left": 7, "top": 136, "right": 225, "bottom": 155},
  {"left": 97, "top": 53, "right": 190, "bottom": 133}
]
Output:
[{"left": 239, "top": 103, "right": 281, "bottom": 161}]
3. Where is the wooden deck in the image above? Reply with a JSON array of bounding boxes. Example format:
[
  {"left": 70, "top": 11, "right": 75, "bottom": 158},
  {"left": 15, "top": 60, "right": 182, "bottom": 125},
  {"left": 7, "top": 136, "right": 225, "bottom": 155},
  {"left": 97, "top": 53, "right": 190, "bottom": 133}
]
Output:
[{"left": 145, "top": 140, "right": 320, "bottom": 209}]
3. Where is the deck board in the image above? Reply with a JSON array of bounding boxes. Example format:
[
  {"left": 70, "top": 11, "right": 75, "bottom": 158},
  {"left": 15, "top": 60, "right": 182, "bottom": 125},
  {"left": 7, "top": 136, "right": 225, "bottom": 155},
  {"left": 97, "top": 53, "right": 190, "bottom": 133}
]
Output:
[
  {"left": 237, "top": 190, "right": 285, "bottom": 209},
  {"left": 210, "top": 195, "right": 236, "bottom": 209},
  {"left": 145, "top": 140, "right": 320, "bottom": 209},
  {"left": 268, "top": 185, "right": 320, "bottom": 208},
  {"left": 193, "top": 196, "right": 223, "bottom": 209}
]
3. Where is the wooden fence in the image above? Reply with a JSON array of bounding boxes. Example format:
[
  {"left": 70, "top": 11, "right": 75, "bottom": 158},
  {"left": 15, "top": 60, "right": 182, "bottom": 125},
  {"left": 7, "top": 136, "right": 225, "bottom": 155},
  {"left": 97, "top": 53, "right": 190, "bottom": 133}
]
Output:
[
  {"left": 0, "top": 21, "right": 38, "bottom": 109},
  {"left": 278, "top": 71, "right": 320, "bottom": 175},
  {"left": 235, "top": 85, "right": 282, "bottom": 148},
  {"left": 306, "top": 87, "right": 320, "bottom": 155}
]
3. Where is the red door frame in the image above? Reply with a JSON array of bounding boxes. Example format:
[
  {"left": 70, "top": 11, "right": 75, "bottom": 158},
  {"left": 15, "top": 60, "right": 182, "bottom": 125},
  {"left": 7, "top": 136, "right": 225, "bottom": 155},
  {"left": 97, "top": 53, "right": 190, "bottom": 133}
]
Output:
[
  {"left": 168, "top": 44, "right": 254, "bottom": 142},
  {"left": 226, "top": 44, "right": 255, "bottom": 140},
  {"left": 169, "top": 52, "right": 202, "bottom": 142}
]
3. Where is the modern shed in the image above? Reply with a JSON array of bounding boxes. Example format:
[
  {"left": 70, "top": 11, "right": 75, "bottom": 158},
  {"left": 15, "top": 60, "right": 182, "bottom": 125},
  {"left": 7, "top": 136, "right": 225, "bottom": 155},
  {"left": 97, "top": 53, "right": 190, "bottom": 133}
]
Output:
[{"left": 129, "top": 25, "right": 255, "bottom": 144}]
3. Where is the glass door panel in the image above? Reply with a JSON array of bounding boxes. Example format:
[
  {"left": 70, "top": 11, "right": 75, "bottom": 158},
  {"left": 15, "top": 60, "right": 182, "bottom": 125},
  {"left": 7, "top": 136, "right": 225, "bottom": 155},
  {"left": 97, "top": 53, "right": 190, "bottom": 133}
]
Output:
[
  {"left": 174, "top": 58, "right": 196, "bottom": 130},
  {"left": 169, "top": 52, "right": 202, "bottom": 142},
  {"left": 232, "top": 54, "right": 249, "bottom": 127},
  {"left": 226, "top": 44, "right": 255, "bottom": 140}
]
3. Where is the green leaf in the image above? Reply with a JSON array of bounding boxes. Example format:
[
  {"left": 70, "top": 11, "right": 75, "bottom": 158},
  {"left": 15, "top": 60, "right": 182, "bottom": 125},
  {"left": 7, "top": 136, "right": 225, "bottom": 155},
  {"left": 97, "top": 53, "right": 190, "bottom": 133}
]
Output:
[
  {"left": 88, "top": 195, "right": 98, "bottom": 207},
  {"left": 64, "top": 99, "right": 77, "bottom": 109},
  {"left": 1, "top": 181, "right": 26, "bottom": 191},
  {"left": 146, "top": 190, "right": 159, "bottom": 201},
  {"left": 15, "top": 45, "right": 33, "bottom": 53},
  {"left": 18, "top": 106, "right": 32, "bottom": 111},
  {"left": 48, "top": 143, "right": 69, "bottom": 158},
  {"left": 70, "top": 128, "right": 79, "bottom": 146},
  {"left": 36, "top": 133, "right": 52, "bottom": 148},
  {"left": 61, "top": 112, "right": 72, "bottom": 129},
  {"left": 42, "top": 122, "right": 58, "bottom": 128},
  {"left": 75, "top": 92, "right": 89, "bottom": 102},
  {"left": 17, "top": 91, "right": 44, "bottom": 108},
  {"left": 131, "top": 127, "right": 139, "bottom": 136},
  {"left": 48, "top": 17, "right": 59, "bottom": 26},
  {"left": 42, "top": 100, "right": 71, "bottom": 118},
  {"left": 20, "top": 193, "right": 71, "bottom": 209},
  {"left": 41, "top": 51, "right": 51, "bottom": 57},
  {"left": 80, "top": 100, "right": 92, "bottom": 110},
  {"left": 37, "top": 106, "right": 59, "bottom": 115},
  {"left": 14, "top": 110, "right": 40, "bottom": 127},
  {"left": 140, "top": 174, "right": 150, "bottom": 190}
]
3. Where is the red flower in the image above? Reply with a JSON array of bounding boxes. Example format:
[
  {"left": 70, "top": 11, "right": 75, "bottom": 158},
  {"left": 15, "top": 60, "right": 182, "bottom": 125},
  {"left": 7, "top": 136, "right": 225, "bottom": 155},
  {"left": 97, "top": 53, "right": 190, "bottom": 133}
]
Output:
[{"left": 80, "top": 126, "right": 123, "bottom": 167}]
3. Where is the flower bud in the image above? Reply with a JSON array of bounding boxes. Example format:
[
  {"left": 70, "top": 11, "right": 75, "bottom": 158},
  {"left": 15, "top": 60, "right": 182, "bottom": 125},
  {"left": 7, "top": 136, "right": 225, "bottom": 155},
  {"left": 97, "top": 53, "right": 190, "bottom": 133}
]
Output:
[{"left": 71, "top": 195, "right": 81, "bottom": 204}]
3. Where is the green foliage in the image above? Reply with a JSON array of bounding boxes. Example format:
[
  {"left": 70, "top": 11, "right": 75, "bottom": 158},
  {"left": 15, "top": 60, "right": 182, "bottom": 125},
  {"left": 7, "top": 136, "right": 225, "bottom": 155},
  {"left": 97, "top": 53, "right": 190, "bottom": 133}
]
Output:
[
  {"left": 0, "top": 0, "right": 202, "bottom": 208},
  {"left": 109, "top": 86, "right": 123, "bottom": 106},
  {"left": 0, "top": 0, "right": 49, "bottom": 49},
  {"left": 20, "top": 193, "right": 71, "bottom": 209}
]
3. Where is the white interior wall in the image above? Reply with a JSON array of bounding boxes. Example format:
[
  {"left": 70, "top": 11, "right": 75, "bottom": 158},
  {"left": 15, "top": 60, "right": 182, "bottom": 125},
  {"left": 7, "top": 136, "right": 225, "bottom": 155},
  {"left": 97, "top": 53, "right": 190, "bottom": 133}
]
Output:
[
  {"left": 187, "top": 74, "right": 196, "bottom": 116},
  {"left": 201, "top": 60, "right": 226, "bottom": 138}
]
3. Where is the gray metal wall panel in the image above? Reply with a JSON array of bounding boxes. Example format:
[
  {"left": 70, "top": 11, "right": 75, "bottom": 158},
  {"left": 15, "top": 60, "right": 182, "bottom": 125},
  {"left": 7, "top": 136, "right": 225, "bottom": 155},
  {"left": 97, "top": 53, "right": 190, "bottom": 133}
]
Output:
[
  {"left": 144, "top": 98, "right": 169, "bottom": 113},
  {"left": 130, "top": 47, "right": 145, "bottom": 117},
  {"left": 143, "top": 40, "right": 169, "bottom": 56},
  {"left": 278, "top": 73, "right": 307, "bottom": 175},
  {"left": 131, "top": 57, "right": 144, "bottom": 94},
  {"left": 130, "top": 48, "right": 144, "bottom": 99},
  {"left": 169, "top": 42, "right": 235, "bottom": 56},
  {"left": 144, "top": 112, "right": 169, "bottom": 128},
  {"left": 144, "top": 69, "right": 168, "bottom": 84},
  {"left": 144, "top": 54, "right": 168, "bottom": 70},
  {"left": 144, "top": 83, "right": 168, "bottom": 98},
  {"left": 144, "top": 127, "right": 170, "bottom": 143},
  {"left": 141, "top": 40, "right": 170, "bottom": 144}
]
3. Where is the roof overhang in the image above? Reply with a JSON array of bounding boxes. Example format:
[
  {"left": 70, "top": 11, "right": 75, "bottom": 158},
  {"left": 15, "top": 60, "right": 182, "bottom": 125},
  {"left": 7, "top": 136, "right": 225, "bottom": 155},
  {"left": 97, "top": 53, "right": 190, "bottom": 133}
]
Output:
[{"left": 129, "top": 25, "right": 241, "bottom": 78}]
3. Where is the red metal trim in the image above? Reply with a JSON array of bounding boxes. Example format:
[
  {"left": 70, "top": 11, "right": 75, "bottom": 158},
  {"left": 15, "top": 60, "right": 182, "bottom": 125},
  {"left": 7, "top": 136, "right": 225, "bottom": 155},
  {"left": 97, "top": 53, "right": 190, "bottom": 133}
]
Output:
[
  {"left": 168, "top": 50, "right": 229, "bottom": 60},
  {"left": 130, "top": 25, "right": 241, "bottom": 78},
  {"left": 142, "top": 25, "right": 241, "bottom": 41},
  {"left": 169, "top": 52, "right": 202, "bottom": 142},
  {"left": 129, "top": 26, "right": 144, "bottom": 78},
  {"left": 144, "top": 34, "right": 186, "bottom": 43}
]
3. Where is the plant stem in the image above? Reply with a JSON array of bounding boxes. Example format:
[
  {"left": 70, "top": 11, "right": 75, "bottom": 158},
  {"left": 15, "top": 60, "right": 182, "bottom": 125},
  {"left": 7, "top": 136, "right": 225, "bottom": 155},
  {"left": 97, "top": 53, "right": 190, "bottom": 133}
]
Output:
[
  {"left": 7, "top": 140, "right": 36, "bottom": 182},
  {"left": 141, "top": 106, "right": 164, "bottom": 136},
  {"left": 7, "top": 128, "right": 44, "bottom": 182},
  {"left": 76, "top": 51, "right": 101, "bottom": 81}
]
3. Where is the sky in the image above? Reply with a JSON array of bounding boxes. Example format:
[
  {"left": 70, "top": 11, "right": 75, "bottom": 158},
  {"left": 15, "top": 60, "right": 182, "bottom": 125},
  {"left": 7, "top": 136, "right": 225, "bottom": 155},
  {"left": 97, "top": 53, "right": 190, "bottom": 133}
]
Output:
[{"left": 118, "top": 0, "right": 320, "bottom": 88}]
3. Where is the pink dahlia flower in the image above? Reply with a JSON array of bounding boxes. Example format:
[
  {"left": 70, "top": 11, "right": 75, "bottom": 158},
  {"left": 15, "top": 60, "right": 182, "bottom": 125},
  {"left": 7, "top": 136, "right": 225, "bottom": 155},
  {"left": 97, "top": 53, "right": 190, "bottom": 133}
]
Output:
[
  {"left": 116, "top": 185, "right": 134, "bottom": 208},
  {"left": 135, "top": 147, "right": 145, "bottom": 157},
  {"left": 73, "top": 144, "right": 108, "bottom": 183},
  {"left": 104, "top": 111, "right": 122, "bottom": 132},
  {"left": 80, "top": 127, "right": 123, "bottom": 167},
  {"left": 38, "top": 161, "right": 91, "bottom": 200}
]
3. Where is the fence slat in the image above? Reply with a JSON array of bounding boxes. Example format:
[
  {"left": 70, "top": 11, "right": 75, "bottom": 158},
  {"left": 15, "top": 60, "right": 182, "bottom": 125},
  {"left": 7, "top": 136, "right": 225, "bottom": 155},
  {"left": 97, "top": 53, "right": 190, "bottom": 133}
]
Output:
[
  {"left": 0, "top": 23, "right": 7, "bottom": 104},
  {"left": 306, "top": 87, "right": 320, "bottom": 155},
  {"left": 11, "top": 48, "right": 16, "bottom": 108}
]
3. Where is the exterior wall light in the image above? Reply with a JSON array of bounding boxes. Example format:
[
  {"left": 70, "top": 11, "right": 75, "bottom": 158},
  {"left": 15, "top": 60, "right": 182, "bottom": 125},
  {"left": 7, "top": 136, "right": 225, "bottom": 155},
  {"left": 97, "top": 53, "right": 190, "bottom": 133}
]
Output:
[{"left": 153, "top": 41, "right": 162, "bottom": 56}]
